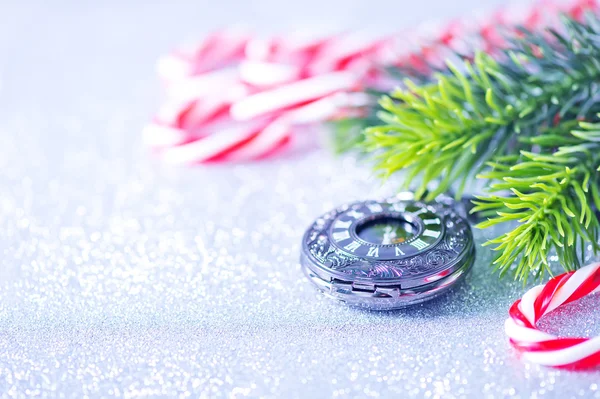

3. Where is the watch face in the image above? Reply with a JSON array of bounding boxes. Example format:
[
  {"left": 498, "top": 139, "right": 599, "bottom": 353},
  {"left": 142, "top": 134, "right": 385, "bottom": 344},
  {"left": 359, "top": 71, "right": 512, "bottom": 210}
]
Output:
[
  {"left": 356, "top": 216, "right": 417, "bottom": 245},
  {"left": 326, "top": 200, "right": 443, "bottom": 260}
]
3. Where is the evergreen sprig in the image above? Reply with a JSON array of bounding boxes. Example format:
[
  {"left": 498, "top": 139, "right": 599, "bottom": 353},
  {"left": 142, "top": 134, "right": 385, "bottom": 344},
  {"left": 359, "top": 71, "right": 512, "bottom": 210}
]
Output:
[
  {"left": 472, "top": 120, "right": 600, "bottom": 281},
  {"left": 361, "top": 15, "right": 600, "bottom": 280}
]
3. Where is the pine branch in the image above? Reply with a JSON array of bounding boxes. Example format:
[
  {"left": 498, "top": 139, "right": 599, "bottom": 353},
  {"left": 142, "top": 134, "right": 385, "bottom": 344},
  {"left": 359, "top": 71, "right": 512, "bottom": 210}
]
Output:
[
  {"left": 359, "top": 14, "right": 600, "bottom": 279},
  {"left": 472, "top": 120, "right": 600, "bottom": 281},
  {"left": 329, "top": 69, "right": 433, "bottom": 154},
  {"left": 365, "top": 51, "right": 517, "bottom": 199},
  {"left": 366, "top": 16, "right": 600, "bottom": 199}
]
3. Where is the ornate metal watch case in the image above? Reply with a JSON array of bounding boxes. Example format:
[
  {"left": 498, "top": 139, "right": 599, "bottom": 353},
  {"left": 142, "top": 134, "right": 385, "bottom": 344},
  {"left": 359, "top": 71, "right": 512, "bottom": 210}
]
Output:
[{"left": 300, "top": 194, "right": 475, "bottom": 309}]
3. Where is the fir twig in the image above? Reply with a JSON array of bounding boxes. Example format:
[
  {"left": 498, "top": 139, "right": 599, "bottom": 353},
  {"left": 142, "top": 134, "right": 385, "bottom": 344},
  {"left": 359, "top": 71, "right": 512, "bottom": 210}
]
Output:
[
  {"left": 361, "top": 14, "right": 600, "bottom": 279},
  {"left": 472, "top": 120, "right": 600, "bottom": 282}
]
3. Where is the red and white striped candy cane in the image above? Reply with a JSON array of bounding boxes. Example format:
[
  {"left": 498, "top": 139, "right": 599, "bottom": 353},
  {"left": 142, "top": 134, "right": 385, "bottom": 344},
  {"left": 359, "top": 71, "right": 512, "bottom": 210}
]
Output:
[
  {"left": 505, "top": 262, "right": 600, "bottom": 370},
  {"left": 157, "top": 28, "right": 252, "bottom": 82},
  {"left": 146, "top": 0, "right": 599, "bottom": 165}
]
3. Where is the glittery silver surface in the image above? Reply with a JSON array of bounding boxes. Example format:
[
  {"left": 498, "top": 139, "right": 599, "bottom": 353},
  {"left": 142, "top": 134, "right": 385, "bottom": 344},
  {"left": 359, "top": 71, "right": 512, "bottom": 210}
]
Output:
[{"left": 0, "top": 1, "right": 599, "bottom": 398}]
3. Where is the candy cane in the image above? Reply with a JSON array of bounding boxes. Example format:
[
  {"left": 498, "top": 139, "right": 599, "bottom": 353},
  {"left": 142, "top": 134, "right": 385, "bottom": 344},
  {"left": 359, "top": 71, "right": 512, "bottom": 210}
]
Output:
[
  {"left": 505, "top": 262, "right": 600, "bottom": 370},
  {"left": 157, "top": 28, "right": 252, "bottom": 82},
  {"left": 157, "top": 118, "right": 274, "bottom": 164},
  {"left": 230, "top": 71, "right": 359, "bottom": 121},
  {"left": 146, "top": 0, "right": 599, "bottom": 165}
]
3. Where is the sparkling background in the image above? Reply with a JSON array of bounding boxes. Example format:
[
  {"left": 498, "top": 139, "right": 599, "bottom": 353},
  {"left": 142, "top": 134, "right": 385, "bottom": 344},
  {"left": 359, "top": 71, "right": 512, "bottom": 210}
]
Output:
[{"left": 0, "top": 1, "right": 599, "bottom": 398}]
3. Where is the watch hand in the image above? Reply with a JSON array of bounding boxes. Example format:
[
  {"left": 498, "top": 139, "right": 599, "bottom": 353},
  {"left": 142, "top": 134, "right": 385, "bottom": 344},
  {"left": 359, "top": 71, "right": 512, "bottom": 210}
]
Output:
[{"left": 382, "top": 226, "right": 394, "bottom": 245}]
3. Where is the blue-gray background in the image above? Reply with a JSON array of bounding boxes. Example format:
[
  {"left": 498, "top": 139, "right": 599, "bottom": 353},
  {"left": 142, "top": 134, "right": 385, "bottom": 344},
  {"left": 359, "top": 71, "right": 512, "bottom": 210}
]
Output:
[{"left": 0, "top": 1, "right": 599, "bottom": 398}]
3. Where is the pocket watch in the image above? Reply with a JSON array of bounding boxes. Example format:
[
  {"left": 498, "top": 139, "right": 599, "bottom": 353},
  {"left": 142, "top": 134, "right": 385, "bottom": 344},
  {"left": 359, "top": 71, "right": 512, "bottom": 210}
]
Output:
[{"left": 300, "top": 193, "right": 475, "bottom": 309}]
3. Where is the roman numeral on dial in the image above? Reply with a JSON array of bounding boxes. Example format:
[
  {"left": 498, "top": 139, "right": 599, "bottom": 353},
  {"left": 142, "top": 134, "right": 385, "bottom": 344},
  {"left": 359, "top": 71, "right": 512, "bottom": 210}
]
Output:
[
  {"left": 410, "top": 238, "right": 428, "bottom": 250},
  {"left": 332, "top": 231, "right": 350, "bottom": 242},
  {"left": 344, "top": 241, "right": 361, "bottom": 252},
  {"left": 366, "top": 247, "right": 379, "bottom": 257},
  {"left": 333, "top": 220, "right": 352, "bottom": 229},
  {"left": 423, "top": 229, "right": 441, "bottom": 238},
  {"left": 367, "top": 203, "right": 383, "bottom": 213},
  {"left": 395, "top": 247, "right": 405, "bottom": 256}
]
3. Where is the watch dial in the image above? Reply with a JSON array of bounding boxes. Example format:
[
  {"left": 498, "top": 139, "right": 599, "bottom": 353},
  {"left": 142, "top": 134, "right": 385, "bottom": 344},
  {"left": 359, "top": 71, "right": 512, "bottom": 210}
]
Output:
[{"left": 356, "top": 216, "right": 417, "bottom": 245}]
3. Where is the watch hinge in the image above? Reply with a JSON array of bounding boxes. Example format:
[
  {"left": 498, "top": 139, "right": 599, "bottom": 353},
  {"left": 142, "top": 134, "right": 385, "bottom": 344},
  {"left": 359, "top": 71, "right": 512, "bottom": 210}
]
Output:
[{"left": 330, "top": 279, "right": 400, "bottom": 298}]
